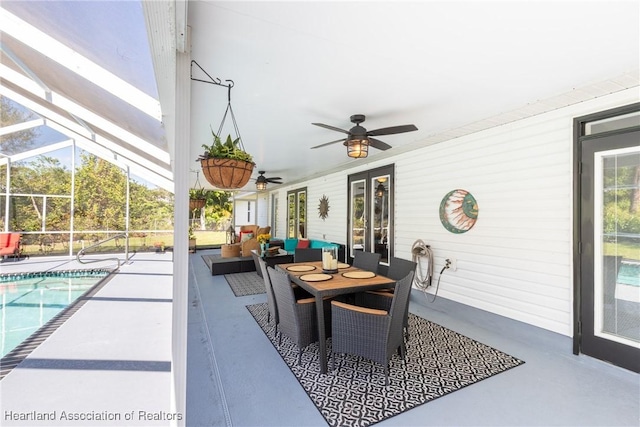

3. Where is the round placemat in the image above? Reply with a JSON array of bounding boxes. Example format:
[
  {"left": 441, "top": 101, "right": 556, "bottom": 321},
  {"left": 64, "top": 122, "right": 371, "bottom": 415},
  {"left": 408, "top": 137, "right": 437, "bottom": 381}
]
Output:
[
  {"left": 299, "top": 273, "right": 332, "bottom": 282},
  {"left": 337, "top": 263, "right": 350, "bottom": 269},
  {"left": 342, "top": 271, "right": 376, "bottom": 279},
  {"left": 286, "top": 265, "right": 316, "bottom": 272}
]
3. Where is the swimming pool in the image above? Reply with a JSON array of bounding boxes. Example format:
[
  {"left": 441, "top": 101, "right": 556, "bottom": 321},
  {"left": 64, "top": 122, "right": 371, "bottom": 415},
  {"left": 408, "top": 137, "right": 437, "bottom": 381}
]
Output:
[{"left": 0, "top": 269, "right": 111, "bottom": 359}]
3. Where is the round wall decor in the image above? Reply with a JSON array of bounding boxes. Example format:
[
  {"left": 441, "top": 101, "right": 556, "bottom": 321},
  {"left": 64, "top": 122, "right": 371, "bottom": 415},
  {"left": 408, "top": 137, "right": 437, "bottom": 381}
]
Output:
[
  {"left": 439, "top": 189, "right": 478, "bottom": 234},
  {"left": 318, "top": 195, "right": 330, "bottom": 220}
]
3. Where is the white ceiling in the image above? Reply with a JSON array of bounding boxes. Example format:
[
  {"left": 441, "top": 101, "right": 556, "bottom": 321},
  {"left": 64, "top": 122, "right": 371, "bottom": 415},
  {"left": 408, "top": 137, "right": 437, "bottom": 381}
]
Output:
[
  {"left": 2, "top": 1, "right": 638, "bottom": 195},
  {"left": 187, "top": 1, "right": 639, "bottom": 190}
]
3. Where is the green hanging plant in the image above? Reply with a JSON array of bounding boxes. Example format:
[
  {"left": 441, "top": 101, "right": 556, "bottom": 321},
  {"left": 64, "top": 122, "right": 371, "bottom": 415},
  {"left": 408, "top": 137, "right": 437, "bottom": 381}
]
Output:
[{"left": 198, "top": 131, "right": 254, "bottom": 164}]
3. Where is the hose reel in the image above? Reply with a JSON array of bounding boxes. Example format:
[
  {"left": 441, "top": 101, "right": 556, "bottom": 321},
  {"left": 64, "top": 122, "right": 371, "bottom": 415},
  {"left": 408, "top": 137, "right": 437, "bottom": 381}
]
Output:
[{"left": 411, "top": 239, "right": 433, "bottom": 290}]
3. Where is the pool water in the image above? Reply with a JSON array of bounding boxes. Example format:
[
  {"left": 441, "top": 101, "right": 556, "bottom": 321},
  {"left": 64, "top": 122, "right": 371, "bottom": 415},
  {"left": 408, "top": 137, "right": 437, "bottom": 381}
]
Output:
[
  {"left": 617, "top": 260, "right": 640, "bottom": 287},
  {"left": 0, "top": 270, "right": 110, "bottom": 358}
]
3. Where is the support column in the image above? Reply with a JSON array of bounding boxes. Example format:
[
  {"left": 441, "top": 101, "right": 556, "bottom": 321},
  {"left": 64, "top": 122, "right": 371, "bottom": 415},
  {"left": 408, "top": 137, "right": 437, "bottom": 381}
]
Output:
[{"left": 171, "top": 28, "right": 191, "bottom": 427}]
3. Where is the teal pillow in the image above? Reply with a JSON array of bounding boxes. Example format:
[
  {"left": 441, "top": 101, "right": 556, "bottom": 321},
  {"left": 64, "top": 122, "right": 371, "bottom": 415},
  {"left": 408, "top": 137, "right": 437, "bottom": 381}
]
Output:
[{"left": 283, "top": 238, "right": 298, "bottom": 252}]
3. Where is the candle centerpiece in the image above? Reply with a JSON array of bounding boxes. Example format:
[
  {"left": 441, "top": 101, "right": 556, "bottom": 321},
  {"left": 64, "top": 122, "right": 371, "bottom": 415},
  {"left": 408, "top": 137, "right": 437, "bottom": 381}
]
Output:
[{"left": 322, "top": 245, "right": 339, "bottom": 274}]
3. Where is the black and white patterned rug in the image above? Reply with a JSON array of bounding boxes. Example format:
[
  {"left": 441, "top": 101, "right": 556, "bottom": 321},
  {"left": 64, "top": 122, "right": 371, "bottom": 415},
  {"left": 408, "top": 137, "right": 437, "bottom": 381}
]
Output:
[
  {"left": 224, "top": 272, "right": 265, "bottom": 297},
  {"left": 247, "top": 302, "right": 524, "bottom": 427}
]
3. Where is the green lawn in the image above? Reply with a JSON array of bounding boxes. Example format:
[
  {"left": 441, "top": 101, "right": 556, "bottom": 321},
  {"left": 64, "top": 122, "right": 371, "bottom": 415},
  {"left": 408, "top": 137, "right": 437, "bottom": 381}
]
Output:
[
  {"left": 20, "top": 230, "right": 228, "bottom": 256},
  {"left": 604, "top": 241, "right": 639, "bottom": 261}
]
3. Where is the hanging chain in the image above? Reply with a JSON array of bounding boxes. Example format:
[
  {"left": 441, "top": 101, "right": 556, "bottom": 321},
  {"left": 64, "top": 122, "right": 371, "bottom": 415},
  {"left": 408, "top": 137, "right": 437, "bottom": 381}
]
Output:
[
  {"left": 194, "top": 170, "right": 203, "bottom": 191},
  {"left": 191, "top": 60, "right": 246, "bottom": 153}
]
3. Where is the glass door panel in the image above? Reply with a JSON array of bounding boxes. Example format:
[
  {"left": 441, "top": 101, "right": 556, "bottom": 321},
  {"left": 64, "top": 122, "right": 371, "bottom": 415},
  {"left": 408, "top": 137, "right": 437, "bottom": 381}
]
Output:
[
  {"left": 347, "top": 164, "right": 394, "bottom": 263},
  {"left": 594, "top": 148, "right": 640, "bottom": 347},
  {"left": 287, "top": 193, "right": 295, "bottom": 238},
  {"left": 298, "top": 189, "right": 306, "bottom": 238},
  {"left": 580, "top": 127, "right": 640, "bottom": 372},
  {"left": 349, "top": 179, "right": 366, "bottom": 256},
  {"left": 287, "top": 187, "right": 306, "bottom": 238},
  {"left": 371, "top": 174, "right": 390, "bottom": 264}
]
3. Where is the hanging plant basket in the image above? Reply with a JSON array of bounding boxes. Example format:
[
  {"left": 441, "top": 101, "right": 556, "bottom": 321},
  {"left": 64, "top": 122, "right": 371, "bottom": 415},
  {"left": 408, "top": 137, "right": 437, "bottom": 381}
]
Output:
[
  {"left": 189, "top": 198, "right": 206, "bottom": 211},
  {"left": 200, "top": 157, "right": 254, "bottom": 189},
  {"left": 190, "top": 62, "right": 256, "bottom": 190},
  {"left": 189, "top": 171, "right": 208, "bottom": 210}
]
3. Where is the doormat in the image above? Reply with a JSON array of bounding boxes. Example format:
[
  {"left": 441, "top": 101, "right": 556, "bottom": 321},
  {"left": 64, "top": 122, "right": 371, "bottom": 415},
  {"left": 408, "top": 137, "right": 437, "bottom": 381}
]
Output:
[
  {"left": 224, "top": 272, "right": 265, "bottom": 297},
  {"left": 247, "top": 302, "right": 524, "bottom": 426}
]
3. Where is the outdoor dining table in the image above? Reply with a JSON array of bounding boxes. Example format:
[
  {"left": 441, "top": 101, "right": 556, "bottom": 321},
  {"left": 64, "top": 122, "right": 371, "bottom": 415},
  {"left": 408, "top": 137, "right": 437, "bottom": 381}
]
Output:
[{"left": 276, "top": 260, "right": 396, "bottom": 374}]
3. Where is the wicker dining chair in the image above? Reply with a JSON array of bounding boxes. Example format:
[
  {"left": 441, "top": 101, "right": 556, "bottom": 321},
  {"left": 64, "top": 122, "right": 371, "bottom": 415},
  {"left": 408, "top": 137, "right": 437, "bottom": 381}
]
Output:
[
  {"left": 257, "top": 257, "right": 279, "bottom": 334},
  {"left": 352, "top": 250, "right": 381, "bottom": 273},
  {"left": 354, "top": 256, "right": 417, "bottom": 339},
  {"left": 267, "top": 267, "right": 322, "bottom": 365},
  {"left": 330, "top": 271, "right": 415, "bottom": 386}
]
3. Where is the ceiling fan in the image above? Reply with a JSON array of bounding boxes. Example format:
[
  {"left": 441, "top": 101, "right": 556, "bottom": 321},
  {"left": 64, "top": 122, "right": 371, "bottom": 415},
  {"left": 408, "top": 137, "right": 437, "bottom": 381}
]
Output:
[
  {"left": 311, "top": 114, "right": 418, "bottom": 158},
  {"left": 255, "top": 170, "right": 282, "bottom": 191}
]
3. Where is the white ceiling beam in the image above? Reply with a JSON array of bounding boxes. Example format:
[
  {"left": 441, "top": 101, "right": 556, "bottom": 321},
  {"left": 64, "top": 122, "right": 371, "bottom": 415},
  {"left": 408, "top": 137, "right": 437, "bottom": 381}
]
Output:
[
  {"left": 0, "top": 64, "right": 170, "bottom": 164},
  {"left": 0, "top": 41, "right": 51, "bottom": 101},
  {"left": 0, "top": 84, "right": 173, "bottom": 183},
  {"left": 0, "top": 7, "right": 162, "bottom": 121},
  {"left": 9, "top": 139, "right": 73, "bottom": 162},
  {"left": 0, "top": 118, "right": 44, "bottom": 136}
]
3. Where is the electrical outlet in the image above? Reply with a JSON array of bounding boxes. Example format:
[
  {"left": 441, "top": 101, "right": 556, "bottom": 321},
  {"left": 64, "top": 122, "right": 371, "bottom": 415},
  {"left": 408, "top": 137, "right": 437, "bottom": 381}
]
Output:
[{"left": 447, "top": 257, "right": 457, "bottom": 271}]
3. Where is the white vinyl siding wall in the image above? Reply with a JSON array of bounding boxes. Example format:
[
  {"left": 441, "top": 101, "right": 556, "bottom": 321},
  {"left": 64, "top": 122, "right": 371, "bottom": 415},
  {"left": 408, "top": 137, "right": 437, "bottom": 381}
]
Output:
[{"left": 271, "top": 88, "right": 638, "bottom": 336}]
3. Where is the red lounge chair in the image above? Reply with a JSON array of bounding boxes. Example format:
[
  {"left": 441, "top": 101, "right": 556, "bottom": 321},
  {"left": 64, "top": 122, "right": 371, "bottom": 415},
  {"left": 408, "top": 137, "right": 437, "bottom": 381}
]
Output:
[{"left": 0, "top": 233, "right": 22, "bottom": 261}]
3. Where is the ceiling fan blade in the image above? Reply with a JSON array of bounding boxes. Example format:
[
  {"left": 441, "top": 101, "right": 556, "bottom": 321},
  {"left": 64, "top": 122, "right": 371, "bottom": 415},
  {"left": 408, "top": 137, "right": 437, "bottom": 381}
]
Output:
[
  {"left": 368, "top": 138, "right": 392, "bottom": 151},
  {"left": 311, "top": 138, "right": 347, "bottom": 149},
  {"left": 312, "top": 123, "right": 350, "bottom": 134},
  {"left": 367, "top": 124, "right": 418, "bottom": 136},
  {"left": 266, "top": 177, "right": 282, "bottom": 182}
]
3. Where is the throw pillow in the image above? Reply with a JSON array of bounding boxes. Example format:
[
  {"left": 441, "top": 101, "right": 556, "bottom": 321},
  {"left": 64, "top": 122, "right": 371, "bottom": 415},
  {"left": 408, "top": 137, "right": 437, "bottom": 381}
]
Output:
[
  {"left": 296, "top": 239, "right": 310, "bottom": 249},
  {"left": 241, "top": 233, "right": 254, "bottom": 243}
]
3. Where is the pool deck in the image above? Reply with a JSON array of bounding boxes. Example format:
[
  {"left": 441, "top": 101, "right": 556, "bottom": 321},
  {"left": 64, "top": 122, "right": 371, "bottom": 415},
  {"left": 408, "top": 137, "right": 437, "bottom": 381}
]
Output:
[{"left": 0, "top": 252, "right": 176, "bottom": 426}]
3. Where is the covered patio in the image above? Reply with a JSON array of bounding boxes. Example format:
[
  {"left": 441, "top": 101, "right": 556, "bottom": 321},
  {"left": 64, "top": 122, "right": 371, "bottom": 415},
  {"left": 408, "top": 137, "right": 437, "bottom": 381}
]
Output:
[{"left": 1, "top": 1, "right": 638, "bottom": 425}]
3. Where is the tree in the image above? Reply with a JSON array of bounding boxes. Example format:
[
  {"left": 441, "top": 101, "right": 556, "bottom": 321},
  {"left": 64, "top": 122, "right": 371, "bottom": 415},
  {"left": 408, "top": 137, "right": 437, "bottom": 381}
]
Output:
[
  {"left": 0, "top": 96, "right": 39, "bottom": 154},
  {"left": 74, "top": 153, "right": 127, "bottom": 233},
  {"left": 202, "top": 190, "right": 232, "bottom": 229},
  {"left": 8, "top": 156, "right": 71, "bottom": 231},
  {"left": 630, "top": 166, "right": 639, "bottom": 214}
]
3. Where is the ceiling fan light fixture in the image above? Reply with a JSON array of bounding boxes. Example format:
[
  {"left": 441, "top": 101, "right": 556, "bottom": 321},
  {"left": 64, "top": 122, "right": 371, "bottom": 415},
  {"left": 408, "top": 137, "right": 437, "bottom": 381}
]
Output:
[
  {"left": 256, "top": 175, "right": 268, "bottom": 191},
  {"left": 347, "top": 137, "right": 369, "bottom": 158}
]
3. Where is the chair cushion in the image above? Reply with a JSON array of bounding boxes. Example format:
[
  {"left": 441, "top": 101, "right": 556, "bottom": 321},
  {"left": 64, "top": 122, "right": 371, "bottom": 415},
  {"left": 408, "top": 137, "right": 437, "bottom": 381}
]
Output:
[{"left": 296, "top": 239, "right": 310, "bottom": 249}]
